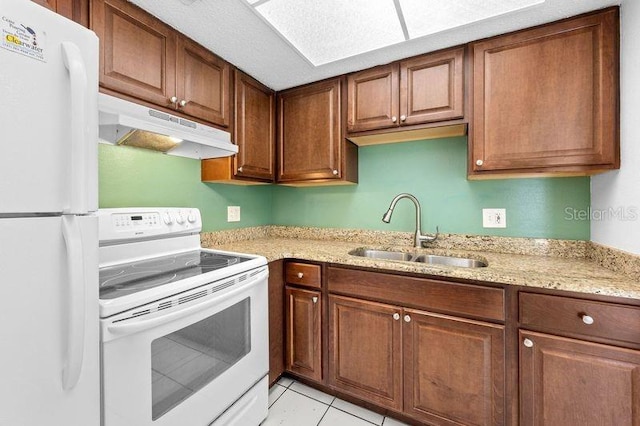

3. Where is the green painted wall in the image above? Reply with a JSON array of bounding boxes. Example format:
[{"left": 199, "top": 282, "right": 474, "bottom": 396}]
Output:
[
  {"left": 99, "top": 137, "right": 591, "bottom": 239},
  {"left": 272, "top": 137, "right": 590, "bottom": 240},
  {"left": 98, "top": 144, "right": 273, "bottom": 231}
]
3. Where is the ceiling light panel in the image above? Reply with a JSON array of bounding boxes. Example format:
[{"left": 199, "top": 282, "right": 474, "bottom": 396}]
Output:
[
  {"left": 401, "top": 0, "right": 545, "bottom": 39},
  {"left": 252, "top": 0, "right": 405, "bottom": 66}
]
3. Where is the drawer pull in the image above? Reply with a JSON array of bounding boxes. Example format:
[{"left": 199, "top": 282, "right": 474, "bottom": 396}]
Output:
[
  {"left": 312, "top": 296, "right": 318, "bottom": 304},
  {"left": 297, "top": 272, "right": 304, "bottom": 279},
  {"left": 523, "top": 338, "right": 534, "bottom": 348},
  {"left": 393, "top": 313, "right": 400, "bottom": 320},
  {"left": 404, "top": 315, "right": 411, "bottom": 323},
  {"left": 581, "top": 314, "right": 594, "bottom": 325}
]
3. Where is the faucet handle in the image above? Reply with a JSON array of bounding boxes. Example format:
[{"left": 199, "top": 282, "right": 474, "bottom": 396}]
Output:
[{"left": 420, "top": 226, "right": 439, "bottom": 247}]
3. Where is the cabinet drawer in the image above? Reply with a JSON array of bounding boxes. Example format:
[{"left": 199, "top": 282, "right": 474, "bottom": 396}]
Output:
[
  {"left": 328, "top": 267, "right": 504, "bottom": 322},
  {"left": 520, "top": 293, "right": 640, "bottom": 347},
  {"left": 285, "top": 262, "right": 321, "bottom": 289}
]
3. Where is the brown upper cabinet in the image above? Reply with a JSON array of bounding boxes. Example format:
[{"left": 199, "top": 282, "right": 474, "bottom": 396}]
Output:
[
  {"left": 347, "top": 47, "right": 465, "bottom": 134},
  {"left": 91, "top": 0, "right": 230, "bottom": 128},
  {"left": 32, "top": 0, "right": 89, "bottom": 26},
  {"left": 470, "top": 8, "right": 619, "bottom": 178},
  {"left": 202, "top": 70, "right": 275, "bottom": 184},
  {"left": 277, "top": 77, "right": 358, "bottom": 185}
]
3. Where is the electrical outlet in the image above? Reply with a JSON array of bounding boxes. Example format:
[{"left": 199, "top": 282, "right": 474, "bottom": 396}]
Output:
[
  {"left": 483, "top": 208, "right": 506, "bottom": 228},
  {"left": 227, "top": 206, "right": 241, "bottom": 222}
]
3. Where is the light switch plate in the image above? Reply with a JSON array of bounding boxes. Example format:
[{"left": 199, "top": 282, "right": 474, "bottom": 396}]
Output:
[
  {"left": 227, "top": 206, "right": 241, "bottom": 222},
  {"left": 483, "top": 208, "right": 506, "bottom": 228}
]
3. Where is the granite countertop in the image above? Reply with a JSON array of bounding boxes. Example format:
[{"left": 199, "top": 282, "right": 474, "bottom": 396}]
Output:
[{"left": 203, "top": 228, "right": 640, "bottom": 301}]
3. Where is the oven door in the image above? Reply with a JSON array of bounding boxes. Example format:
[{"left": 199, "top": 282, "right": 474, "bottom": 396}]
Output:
[{"left": 101, "top": 267, "right": 268, "bottom": 426}]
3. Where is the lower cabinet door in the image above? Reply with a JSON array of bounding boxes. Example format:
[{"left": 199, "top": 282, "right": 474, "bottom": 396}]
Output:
[
  {"left": 403, "top": 309, "right": 505, "bottom": 426},
  {"left": 520, "top": 330, "right": 640, "bottom": 426},
  {"left": 328, "top": 295, "right": 403, "bottom": 411},
  {"left": 285, "top": 286, "right": 322, "bottom": 381}
]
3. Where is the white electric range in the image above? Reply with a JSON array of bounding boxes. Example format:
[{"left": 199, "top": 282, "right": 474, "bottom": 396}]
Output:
[{"left": 98, "top": 207, "right": 269, "bottom": 426}]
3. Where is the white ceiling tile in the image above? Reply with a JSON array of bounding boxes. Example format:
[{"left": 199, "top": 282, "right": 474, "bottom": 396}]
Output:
[
  {"left": 401, "top": 0, "right": 546, "bottom": 39},
  {"left": 253, "top": 0, "right": 406, "bottom": 65},
  {"left": 127, "top": 0, "right": 619, "bottom": 90}
]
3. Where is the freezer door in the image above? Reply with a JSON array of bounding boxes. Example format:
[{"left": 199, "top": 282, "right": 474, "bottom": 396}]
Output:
[
  {"left": 0, "top": 216, "right": 99, "bottom": 426},
  {"left": 0, "top": 1, "right": 98, "bottom": 214}
]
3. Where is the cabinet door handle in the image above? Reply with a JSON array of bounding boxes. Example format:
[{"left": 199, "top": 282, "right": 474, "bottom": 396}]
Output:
[
  {"left": 332, "top": 169, "right": 339, "bottom": 176},
  {"left": 581, "top": 314, "right": 594, "bottom": 325},
  {"left": 400, "top": 115, "right": 406, "bottom": 122},
  {"left": 179, "top": 99, "right": 188, "bottom": 107},
  {"left": 404, "top": 315, "right": 411, "bottom": 323},
  {"left": 312, "top": 296, "right": 318, "bottom": 304},
  {"left": 523, "top": 338, "right": 534, "bottom": 348},
  {"left": 238, "top": 167, "right": 243, "bottom": 173},
  {"left": 393, "top": 313, "right": 400, "bottom": 320},
  {"left": 169, "top": 96, "right": 178, "bottom": 104},
  {"left": 297, "top": 272, "right": 304, "bottom": 279},
  {"left": 391, "top": 116, "right": 397, "bottom": 123},
  {"left": 476, "top": 159, "right": 484, "bottom": 166}
]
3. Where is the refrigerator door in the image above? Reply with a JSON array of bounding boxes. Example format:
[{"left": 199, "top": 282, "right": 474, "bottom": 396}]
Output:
[
  {"left": 0, "top": 215, "right": 99, "bottom": 426},
  {"left": 0, "top": 0, "right": 98, "bottom": 214}
]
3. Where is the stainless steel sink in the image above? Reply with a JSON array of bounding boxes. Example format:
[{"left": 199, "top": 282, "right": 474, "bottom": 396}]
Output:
[
  {"left": 349, "top": 248, "right": 487, "bottom": 268},
  {"left": 412, "top": 254, "right": 487, "bottom": 268},
  {"left": 349, "top": 249, "right": 413, "bottom": 261}
]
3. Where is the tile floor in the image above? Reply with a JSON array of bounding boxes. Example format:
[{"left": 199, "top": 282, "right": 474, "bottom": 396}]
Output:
[{"left": 262, "top": 376, "right": 409, "bottom": 426}]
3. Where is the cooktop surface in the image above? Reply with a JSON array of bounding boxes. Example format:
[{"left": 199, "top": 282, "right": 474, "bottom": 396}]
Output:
[{"left": 99, "top": 250, "right": 253, "bottom": 300}]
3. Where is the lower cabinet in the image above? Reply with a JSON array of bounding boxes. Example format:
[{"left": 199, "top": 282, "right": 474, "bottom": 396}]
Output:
[
  {"left": 328, "top": 295, "right": 403, "bottom": 411},
  {"left": 328, "top": 294, "right": 505, "bottom": 425},
  {"left": 404, "top": 309, "right": 505, "bottom": 426},
  {"left": 520, "top": 330, "right": 640, "bottom": 425},
  {"left": 268, "top": 261, "right": 284, "bottom": 385},
  {"left": 285, "top": 286, "right": 322, "bottom": 382}
]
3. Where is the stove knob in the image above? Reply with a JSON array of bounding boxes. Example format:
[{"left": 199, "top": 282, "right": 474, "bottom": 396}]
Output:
[
  {"left": 187, "top": 212, "right": 197, "bottom": 223},
  {"left": 176, "top": 212, "right": 185, "bottom": 225},
  {"left": 163, "top": 212, "right": 173, "bottom": 225}
]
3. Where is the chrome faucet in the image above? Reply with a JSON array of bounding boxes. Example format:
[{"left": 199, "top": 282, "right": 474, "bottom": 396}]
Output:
[{"left": 382, "top": 193, "right": 439, "bottom": 248}]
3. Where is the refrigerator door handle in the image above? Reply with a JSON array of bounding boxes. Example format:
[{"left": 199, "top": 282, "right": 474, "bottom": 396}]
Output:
[
  {"left": 61, "top": 216, "right": 86, "bottom": 391},
  {"left": 61, "top": 42, "right": 88, "bottom": 215}
]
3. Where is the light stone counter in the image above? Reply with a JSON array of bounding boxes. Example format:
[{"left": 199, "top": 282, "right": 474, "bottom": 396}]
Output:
[{"left": 202, "top": 227, "right": 640, "bottom": 301}]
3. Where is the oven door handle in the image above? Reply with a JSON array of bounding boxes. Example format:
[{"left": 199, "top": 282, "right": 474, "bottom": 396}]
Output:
[{"left": 106, "top": 268, "right": 268, "bottom": 336}]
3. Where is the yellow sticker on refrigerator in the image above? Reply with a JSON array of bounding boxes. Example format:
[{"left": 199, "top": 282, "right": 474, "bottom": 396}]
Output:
[{"left": 1, "top": 15, "right": 46, "bottom": 62}]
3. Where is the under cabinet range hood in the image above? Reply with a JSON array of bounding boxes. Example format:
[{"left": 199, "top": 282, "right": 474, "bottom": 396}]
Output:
[{"left": 98, "top": 93, "right": 237, "bottom": 159}]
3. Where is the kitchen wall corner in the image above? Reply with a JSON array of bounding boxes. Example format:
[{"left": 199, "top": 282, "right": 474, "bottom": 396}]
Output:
[{"left": 591, "top": 0, "right": 640, "bottom": 255}]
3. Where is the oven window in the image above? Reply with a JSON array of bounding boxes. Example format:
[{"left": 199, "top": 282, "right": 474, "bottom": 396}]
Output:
[{"left": 150, "top": 298, "right": 251, "bottom": 420}]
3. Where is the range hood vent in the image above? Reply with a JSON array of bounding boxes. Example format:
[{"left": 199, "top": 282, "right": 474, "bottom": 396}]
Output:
[{"left": 98, "top": 93, "right": 237, "bottom": 159}]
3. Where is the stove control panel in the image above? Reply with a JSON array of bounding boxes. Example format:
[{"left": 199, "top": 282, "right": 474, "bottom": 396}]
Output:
[{"left": 98, "top": 207, "right": 202, "bottom": 243}]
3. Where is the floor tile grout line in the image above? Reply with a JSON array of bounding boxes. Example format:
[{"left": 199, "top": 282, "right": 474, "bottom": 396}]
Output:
[
  {"left": 314, "top": 404, "right": 332, "bottom": 426},
  {"left": 279, "top": 381, "right": 386, "bottom": 426},
  {"left": 328, "top": 405, "right": 381, "bottom": 425},
  {"left": 287, "top": 387, "right": 335, "bottom": 406},
  {"left": 267, "top": 386, "right": 287, "bottom": 409}
]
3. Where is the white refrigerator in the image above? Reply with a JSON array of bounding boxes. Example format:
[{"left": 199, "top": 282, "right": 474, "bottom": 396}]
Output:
[{"left": 0, "top": 1, "right": 100, "bottom": 425}]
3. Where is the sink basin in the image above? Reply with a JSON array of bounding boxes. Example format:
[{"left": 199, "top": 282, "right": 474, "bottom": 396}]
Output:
[
  {"left": 349, "top": 248, "right": 487, "bottom": 268},
  {"left": 350, "top": 249, "right": 413, "bottom": 261},
  {"left": 412, "top": 254, "right": 487, "bottom": 268}
]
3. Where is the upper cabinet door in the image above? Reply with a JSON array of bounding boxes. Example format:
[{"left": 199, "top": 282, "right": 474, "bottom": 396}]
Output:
[
  {"left": 278, "top": 78, "right": 343, "bottom": 182},
  {"left": 347, "top": 64, "right": 399, "bottom": 132},
  {"left": 32, "top": 0, "right": 89, "bottom": 26},
  {"left": 176, "top": 37, "right": 230, "bottom": 127},
  {"left": 233, "top": 70, "right": 275, "bottom": 181},
  {"left": 91, "top": 0, "right": 177, "bottom": 109},
  {"left": 400, "top": 47, "right": 464, "bottom": 126},
  {"left": 471, "top": 9, "right": 619, "bottom": 174}
]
